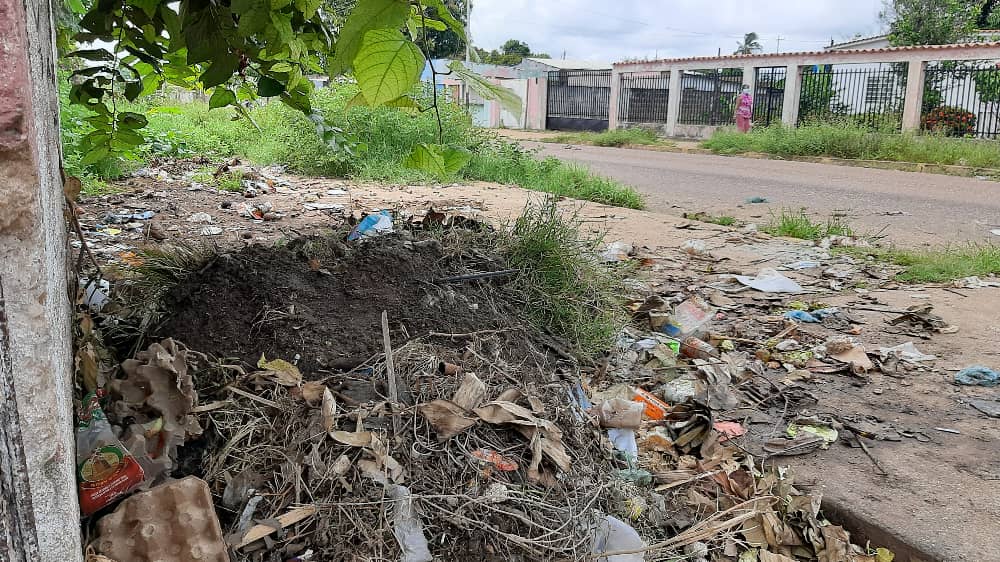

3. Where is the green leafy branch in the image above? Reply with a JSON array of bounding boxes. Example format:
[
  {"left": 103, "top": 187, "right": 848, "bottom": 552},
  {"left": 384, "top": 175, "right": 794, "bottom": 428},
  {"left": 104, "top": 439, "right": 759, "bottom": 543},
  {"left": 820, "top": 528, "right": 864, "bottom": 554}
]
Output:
[{"left": 65, "top": 0, "right": 516, "bottom": 180}]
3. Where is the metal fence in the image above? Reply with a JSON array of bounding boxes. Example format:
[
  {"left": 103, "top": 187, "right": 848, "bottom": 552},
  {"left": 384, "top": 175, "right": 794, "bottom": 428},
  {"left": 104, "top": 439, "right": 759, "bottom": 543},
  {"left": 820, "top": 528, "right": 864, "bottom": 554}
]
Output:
[
  {"left": 618, "top": 71, "right": 670, "bottom": 124},
  {"left": 924, "top": 62, "right": 1000, "bottom": 138},
  {"left": 546, "top": 69, "right": 611, "bottom": 131},
  {"left": 797, "top": 63, "right": 907, "bottom": 129},
  {"left": 678, "top": 69, "right": 741, "bottom": 126},
  {"left": 754, "top": 67, "right": 786, "bottom": 126}
]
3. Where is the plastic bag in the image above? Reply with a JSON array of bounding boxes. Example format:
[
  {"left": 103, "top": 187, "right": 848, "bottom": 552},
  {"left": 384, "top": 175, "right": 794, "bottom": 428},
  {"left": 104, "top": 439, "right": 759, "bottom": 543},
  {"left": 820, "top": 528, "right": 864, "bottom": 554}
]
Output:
[
  {"left": 592, "top": 515, "right": 646, "bottom": 562},
  {"left": 76, "top": 391, "right": 145, "bottom": 516},
  {"left": 349, "top": 210, "right": 394, "bottom": 241}
]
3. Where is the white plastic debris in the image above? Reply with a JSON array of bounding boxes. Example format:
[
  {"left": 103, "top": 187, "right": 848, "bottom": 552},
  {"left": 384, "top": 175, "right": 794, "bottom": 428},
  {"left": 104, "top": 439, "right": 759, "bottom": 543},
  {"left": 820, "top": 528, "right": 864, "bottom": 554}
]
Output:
[
  {"left": 200, "top": 226, "right": 223, "bottom": 236},
  {"left": 186, "top": 212, "right": 213, "bottom": 224},
  {"left": 80, "top": 278, "right": 111, "bottom": 312},
  {"left": 955, "top": 276, "right": 1000, "bottom": 289},
  {"left": 387, "top": 484, "right": 433, "bottom": 562},
  {"left": 600, "top": 241, "right": 634, "bottom": 263},
  {"left": 681, "top": 239, "right": 708, "bottom": 256},
  {"left": 348, "top": 210, "right": 394, "bottom": 241},
  {"left": 303, "top": 203, "right": 345, "bottom": 211},
  {"left": 878, "top": 342, "right": 937, "bottom": 364},
  {"left": 786, "top": 260, "right": 821, "bottom": 270},
  {"left": 607, "top": 428, "right": 638, "bottom": 459},
  {"left": 733, "top": 268, "right": 803, "bottom": 293},
  {"left": 591, "top": 515, "right": 646, "bottom": 562},
  {"left": 326, "top": 189, "right": 349, "bottom": 196}
]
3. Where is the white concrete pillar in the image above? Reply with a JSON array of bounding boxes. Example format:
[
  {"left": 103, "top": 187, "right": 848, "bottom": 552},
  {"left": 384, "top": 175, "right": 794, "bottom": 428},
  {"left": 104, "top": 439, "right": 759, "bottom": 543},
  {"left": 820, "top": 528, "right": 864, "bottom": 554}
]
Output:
[
  {"left": 742, "top": 65, "right": 757, "bottom": 95},
  {"left": 0, "top": 0, "right": 82, "bottom": 561},
  {"left": 902, "top": 61, "right": 927, "bottom": 132},
  {"left": 608, "top": 68, "right": 621, "bottom": 130},
  {"left": 665, "top": 69, "right": 683, "bottom": 137},
  {"left": 782, "top": 64, "right": 803, "bottom": 126}
]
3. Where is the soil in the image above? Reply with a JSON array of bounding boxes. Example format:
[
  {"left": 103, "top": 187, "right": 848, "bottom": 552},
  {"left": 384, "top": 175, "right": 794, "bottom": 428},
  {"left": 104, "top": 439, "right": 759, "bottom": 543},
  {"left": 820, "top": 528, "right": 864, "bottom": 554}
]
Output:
[
  {"left": 157, "top": 235, "right": 508, "bottom": 373},
  {"left": 78, "top": 160, "right": 1000, "bottom": 562}
]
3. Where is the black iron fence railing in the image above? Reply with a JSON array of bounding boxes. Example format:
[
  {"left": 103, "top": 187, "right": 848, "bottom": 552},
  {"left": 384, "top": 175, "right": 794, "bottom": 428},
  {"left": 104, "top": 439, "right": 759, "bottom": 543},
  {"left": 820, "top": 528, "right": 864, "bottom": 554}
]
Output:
[
  {"left": 797, "top": 63, "right": 907, "bottom": 130},
  {"left": 754, "top": 66, "right": 786, "bottom": 126},
  {"left": 677, "top": 69, "right": 741, "bottom": 126},
  {"left": 618, "top": 71, "right": 670, "bottom": 124},
  {"left": 924, "top": 62, "right": 1000, "bottom": 138}
]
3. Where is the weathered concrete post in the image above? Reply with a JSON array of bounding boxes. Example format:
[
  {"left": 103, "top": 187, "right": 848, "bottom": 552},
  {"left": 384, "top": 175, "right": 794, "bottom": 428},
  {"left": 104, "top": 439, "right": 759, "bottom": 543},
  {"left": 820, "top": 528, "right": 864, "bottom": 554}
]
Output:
[
  {"left": 742, "top": 64, "right": 757, "bottom": 95},
  {"left": 665, "top": 68, "right": 682, "bottom": 137},
  {"left": 0, "top": 1, "right": 82, "bottom": 561},
  {"left": 781, "top": 64, "right": 803, "bottom": 126},
  {"left": 608, "top": 68, "right": 621, "bottom": 130},
  {"left": 902, "top": 61, "right": 927, "bottom": 132}
]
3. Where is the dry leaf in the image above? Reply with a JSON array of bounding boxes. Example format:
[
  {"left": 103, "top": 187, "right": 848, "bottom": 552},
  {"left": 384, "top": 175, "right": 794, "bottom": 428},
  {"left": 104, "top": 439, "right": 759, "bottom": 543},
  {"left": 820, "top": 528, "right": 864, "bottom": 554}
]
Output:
[
  {"left": 64, "top": 176, "right": 82, "bottom": 201},
  {"left": 528, "top": 396, "right": 545, "bottom": 414},
  {"left": 322, "top": 388, "right": 337, "bottom": 435},
  {"left": 759, "top": 551, "right": 796, "bottom": 562},
  {"left": 257, "top": 354, "right": 302, "bottom": 386},
  {"left": 332, "top": 454, "right": 352, "bottom": 476},
  {"left": 817, "top": 525, "right": 851, "bottom": 562},
  {"left": 418, "top": 399, "right": 478, "bottom": 441},
  {"left": 301, "top": 381, "right": 326, "bottom": 404},
  {"left": 451, "top": 373, "right": 486, "bottom": 411},
  {"left": 329, "top": 430, "right": 373, "bottom": 447},
  {"left": 77, "top": 344, "right": 100, "bottom": 393}
]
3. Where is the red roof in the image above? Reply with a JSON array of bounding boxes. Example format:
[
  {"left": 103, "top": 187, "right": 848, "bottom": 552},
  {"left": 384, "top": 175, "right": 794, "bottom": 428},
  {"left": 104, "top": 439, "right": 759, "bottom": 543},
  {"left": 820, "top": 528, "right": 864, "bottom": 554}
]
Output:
[{"left": 615, "top": 42, "right": 1000, "bottom": 67}]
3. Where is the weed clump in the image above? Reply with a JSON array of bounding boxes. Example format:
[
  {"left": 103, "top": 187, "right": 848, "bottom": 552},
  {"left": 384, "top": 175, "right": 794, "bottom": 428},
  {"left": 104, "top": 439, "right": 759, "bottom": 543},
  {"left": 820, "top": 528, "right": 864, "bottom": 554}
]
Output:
[
  {"left": 763, "top": 208, "right": 852, "bottom": 241},
  {"left": 499, "top": 200, "right": 626, "bottom": 355}
]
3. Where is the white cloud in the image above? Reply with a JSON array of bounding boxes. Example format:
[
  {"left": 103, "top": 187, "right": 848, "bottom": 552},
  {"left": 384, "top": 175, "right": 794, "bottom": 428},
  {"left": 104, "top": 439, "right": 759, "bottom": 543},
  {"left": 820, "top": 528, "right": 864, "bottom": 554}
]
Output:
[{"left": 470, "top": 0, "right": 886, "bottom": 62}]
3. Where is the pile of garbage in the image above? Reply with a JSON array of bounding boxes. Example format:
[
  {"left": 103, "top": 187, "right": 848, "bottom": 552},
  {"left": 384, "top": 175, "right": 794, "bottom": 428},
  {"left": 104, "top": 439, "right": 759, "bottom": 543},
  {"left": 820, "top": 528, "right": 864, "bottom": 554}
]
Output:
[{"left": 73, "top": 222, "right": 917, "bottom": 562}]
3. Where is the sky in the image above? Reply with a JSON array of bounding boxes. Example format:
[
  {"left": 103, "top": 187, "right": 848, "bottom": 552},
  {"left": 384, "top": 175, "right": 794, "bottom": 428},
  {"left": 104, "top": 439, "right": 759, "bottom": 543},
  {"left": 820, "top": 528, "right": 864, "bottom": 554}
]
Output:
[{"left": 469, "top": 0, "right": 887, "bottom": 62}]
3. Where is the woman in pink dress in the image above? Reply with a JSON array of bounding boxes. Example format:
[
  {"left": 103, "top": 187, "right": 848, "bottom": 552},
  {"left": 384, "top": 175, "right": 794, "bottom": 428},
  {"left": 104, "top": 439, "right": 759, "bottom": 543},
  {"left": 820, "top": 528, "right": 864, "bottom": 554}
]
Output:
[{"left": 735, "top": 85, "right": 753, "bottom": 133}]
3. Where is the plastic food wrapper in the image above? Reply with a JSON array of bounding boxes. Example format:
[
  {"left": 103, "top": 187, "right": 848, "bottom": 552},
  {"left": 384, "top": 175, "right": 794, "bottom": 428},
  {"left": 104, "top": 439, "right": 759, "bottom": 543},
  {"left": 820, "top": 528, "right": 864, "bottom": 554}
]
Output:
[
  {"left": 349, "top": 210, "right": 394, "bottom": 241},
  {"left": 734, "top": 268, "right": 803, "bottom": 293},
  {"left": 633, "top": 388, "right": 670, "bottom": 420},
  {"left": 661, "top": 296, "right": 715, "bottom": 338},
  {"left": 594, "top": 399, "right": 645, "bottom": 429},
  {"left": 76, "top": 391, "right": 145, "bottom": 516},
  {"left": 592, "top": 514, "right": 646, "bottom": 562}
]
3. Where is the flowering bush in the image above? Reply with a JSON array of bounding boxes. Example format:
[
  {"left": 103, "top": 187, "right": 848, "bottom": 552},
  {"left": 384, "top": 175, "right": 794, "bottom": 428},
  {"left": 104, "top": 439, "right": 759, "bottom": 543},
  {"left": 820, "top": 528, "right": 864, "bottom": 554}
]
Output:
[{"left": 922, "top": 106, "right": 977, "bottom": 137}]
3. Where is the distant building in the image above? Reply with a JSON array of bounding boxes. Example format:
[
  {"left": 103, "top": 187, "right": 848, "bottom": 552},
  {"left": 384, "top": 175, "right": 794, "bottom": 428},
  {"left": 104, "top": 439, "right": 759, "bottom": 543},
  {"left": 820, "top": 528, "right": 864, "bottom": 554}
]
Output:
[{"left": 516, "top": 58, "right": 611, "bottom": 78}]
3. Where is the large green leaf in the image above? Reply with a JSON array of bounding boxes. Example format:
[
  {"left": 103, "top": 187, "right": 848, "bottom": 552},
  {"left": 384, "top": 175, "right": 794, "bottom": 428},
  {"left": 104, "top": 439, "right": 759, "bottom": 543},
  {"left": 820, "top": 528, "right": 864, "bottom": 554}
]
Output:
[
  {"left": 354, "top": 29, "right": 425, "bottom": 106},
  {"left": 183, "top": 7, "right": 228, "bottom": 64},
  {"left": 294, "top": 0, "right": 322, "bottom": 19},
  {"left": 329, "top": 0, "right": 409, "bottom": 75},
  {"left": 419, "top": 0, "right": 466, "bottom": 41},
  {"left": 209, "top": 88, "right": 238, "bottom": 109},
  {"left": 447, "top": 61, "right": 522, "bottom": 116},
  {"left": 258, "top": 76, "right": 286, "bottom": 97},
  {"left": 404, "top": 143, "right": 471, "bottom": 179},
  {"left": 232, "top": 0, "right": 270, "bottom": 36},
  {"left": 199, "top": 52, "right": 241, "bottom": 88},
  {"left": 128, "top": 0, "right": 160, "bottom": 18}
]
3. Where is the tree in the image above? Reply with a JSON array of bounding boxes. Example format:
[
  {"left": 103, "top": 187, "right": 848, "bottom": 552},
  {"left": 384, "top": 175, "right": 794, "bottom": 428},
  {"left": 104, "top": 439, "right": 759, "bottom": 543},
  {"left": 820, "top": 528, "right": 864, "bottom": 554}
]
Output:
[
  {"left": 63, "top": 0, "right": 516, "bottom": 179},
  {"left": 734, "top": 32, "right": 762, "bottom": 55},
  {"left": 881, "top": 0, "right": 980, "bottom": 46},
  {"left": 473, "top": 39, "right": 543, "bottom": 65},
  {"left": 323, "top": 0, "right": 467, "bottom": 58}
]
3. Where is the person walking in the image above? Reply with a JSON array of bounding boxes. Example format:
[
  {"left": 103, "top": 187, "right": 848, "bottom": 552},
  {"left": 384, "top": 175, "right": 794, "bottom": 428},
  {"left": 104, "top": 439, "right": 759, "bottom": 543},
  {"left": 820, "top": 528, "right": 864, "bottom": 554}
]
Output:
[{"left": 735, "top": 85, "right": 753, "bottom": 133}]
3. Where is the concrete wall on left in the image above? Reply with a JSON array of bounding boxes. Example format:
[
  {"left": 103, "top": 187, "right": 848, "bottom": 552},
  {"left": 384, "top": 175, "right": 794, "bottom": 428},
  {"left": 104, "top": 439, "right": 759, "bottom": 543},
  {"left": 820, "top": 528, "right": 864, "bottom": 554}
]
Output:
[{"left": 0, "top": 0, "right": 82, "bottom": 560}]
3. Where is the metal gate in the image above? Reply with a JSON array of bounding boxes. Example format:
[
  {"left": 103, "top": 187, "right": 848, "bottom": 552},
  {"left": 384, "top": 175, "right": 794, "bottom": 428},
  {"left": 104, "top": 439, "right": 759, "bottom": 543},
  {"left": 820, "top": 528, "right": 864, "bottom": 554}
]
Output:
[
  {"left": 546, "top": 70, "right": 611, "bottom": 131},
  {"left": 754, "top": 67, "right": 786, "bottom": 127}
]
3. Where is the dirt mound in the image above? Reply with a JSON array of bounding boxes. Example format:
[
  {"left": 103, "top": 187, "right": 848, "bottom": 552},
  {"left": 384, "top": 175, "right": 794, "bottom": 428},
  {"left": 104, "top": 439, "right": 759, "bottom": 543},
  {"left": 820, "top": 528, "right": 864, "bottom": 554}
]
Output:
[{"left": 157, "top": 235, "right": 509, "bottom": 373}]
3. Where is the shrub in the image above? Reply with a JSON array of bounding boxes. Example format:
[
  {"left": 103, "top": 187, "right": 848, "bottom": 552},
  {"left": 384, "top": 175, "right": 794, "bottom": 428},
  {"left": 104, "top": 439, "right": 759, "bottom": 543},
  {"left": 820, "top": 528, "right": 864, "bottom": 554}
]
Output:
[{"left": 922, "top": 106, "right": 976, "bottom": 137}]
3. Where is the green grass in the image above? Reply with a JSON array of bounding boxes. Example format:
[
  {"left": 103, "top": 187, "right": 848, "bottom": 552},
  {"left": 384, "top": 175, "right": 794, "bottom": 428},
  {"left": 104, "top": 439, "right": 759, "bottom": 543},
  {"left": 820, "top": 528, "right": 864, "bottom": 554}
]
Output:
[
  {"left": 217, "top": 170, "right": 244, "bottom": 192},
  {"left": 62, "top": 82, "right": 643, "bottom": 208},
  {"left": 844, "top": 244, "right": 1000, "bottom": 283},
  {"left": 499, "top": 200, "right": 626, "bottom": 355},
  {"left": 545, "top": 128, "right": 670, "bottom": 148},
  {"left": 703, "top": 122, "right": 1000, "bottom": 169},
  {"left": 763, "top": 208, "right": 853, "bottom": 241},
  {"left": 683, "top": 212, "right": 739, "bottom": 227}
]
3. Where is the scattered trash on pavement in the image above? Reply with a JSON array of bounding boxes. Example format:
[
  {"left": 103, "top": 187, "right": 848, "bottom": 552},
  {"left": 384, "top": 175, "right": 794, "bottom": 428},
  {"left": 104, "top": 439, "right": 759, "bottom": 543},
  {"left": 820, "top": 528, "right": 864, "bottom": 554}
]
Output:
[
  {"left": 733, "top": 268, "right": 803, "bottom": 293},
  {"left": 601, "top": 241, "right": 635, "bottom": 262}
]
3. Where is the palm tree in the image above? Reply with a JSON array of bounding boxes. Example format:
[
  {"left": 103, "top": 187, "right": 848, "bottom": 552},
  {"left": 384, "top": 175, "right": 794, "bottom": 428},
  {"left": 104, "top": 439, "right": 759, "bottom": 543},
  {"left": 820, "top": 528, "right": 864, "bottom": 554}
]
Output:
[{"left": 735, "top": 32, "right": 763, "bottom": 55}]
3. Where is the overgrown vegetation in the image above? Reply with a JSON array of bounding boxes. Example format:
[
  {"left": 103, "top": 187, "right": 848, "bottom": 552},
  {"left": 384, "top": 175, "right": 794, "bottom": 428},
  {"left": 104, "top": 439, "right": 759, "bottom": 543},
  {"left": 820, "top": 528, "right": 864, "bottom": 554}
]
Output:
[
  {"left": 703, "top": 123, "right": 1000, "bottom": 169},
  {"left": 544, "top": 128, "right": 670, "bottom": 148},
  {"left": 845, "top": 244, "right": 1000, "bottom": 283},
  {"left": 500, "top": 201, "right": 626, "bottom": 355},
  {"left": 64, "top": 81, "right": 643, "bottom": 208},
  {"left": 683, "top": 212, "right": 739, "bottom": 227},
  {"left": 763, "top": 208, "right": 853, "bottom": 241}
]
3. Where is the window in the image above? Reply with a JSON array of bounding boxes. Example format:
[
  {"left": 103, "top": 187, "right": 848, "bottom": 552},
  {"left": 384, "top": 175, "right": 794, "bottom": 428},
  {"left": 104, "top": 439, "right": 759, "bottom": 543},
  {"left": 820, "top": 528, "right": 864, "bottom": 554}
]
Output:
[{"left": 866, "top": 76, "right": 895, "bottom": 106}]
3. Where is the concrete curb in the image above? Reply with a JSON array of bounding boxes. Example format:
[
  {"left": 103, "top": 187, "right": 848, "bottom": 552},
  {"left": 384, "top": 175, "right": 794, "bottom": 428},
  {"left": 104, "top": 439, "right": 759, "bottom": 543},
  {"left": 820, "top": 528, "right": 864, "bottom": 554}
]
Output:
[{"left": 821, "top": 498, "right": 937, "bottom": 562}]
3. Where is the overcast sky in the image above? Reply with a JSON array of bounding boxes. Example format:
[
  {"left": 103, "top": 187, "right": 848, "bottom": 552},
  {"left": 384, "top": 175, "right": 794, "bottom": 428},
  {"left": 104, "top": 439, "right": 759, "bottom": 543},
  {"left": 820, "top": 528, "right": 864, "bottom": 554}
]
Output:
[{"left": 470, "top": 0, "right": 887, "bottom": 62}]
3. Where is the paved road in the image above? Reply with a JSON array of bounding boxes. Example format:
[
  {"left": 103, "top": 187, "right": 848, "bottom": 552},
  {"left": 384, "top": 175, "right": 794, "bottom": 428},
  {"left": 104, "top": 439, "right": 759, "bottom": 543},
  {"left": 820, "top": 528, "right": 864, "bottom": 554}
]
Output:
[{"left": 531, "top": 142, "right": 1000, "bottom": 245}]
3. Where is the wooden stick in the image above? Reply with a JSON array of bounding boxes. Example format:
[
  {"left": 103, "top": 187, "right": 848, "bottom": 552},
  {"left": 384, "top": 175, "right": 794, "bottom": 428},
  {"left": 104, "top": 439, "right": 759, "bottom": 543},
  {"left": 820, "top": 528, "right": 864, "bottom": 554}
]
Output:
[
  {"left": 236, "top": 505, "right": 317, "bottom": 548},
  {"left": 226, "top": 386, "right": 280, "bottom": 409},
  {"left": 382, "top": 311, "right": 401, "bottom": 437}
]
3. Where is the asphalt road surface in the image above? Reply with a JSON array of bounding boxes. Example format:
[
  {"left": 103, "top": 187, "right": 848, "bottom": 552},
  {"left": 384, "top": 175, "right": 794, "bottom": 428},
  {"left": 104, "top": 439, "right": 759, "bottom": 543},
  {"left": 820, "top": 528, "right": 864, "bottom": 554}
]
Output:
[{"left": 531, "top": 142, "right": 1000, "bottom": 246}]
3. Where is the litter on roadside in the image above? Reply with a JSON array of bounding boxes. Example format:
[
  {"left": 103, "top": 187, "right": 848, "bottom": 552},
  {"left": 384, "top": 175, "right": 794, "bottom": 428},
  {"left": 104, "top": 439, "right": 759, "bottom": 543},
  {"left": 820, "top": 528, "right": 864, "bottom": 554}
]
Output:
[
  {"left": 733, "top": 268, "right": 803, "bottom": 293},
  {"left": 601, "top": 241, "right": 634, "bottom": 262},
  {"left": 954, "top": 366, "right": 1000, "bottom": 387},
  {"left": 349, "top": 210, "right": 394, "bottom": 241}
]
